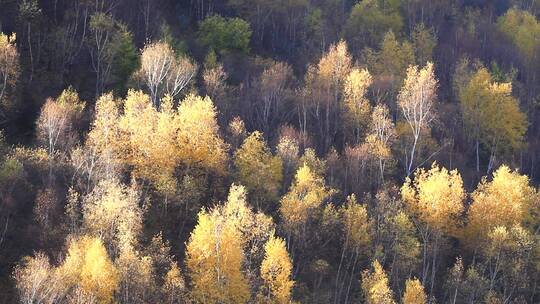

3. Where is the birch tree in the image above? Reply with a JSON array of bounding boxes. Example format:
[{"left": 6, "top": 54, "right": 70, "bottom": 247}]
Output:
[
  {"left": 397, "top": 62, "right": 437, "bottom": 175},
  {"left": 138, "top": 41, "right": 197, "bottom": 108}
]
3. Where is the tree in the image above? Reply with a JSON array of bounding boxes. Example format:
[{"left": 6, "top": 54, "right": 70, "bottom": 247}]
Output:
[
  {"left": 36, "top": 88, "right": 85, "bottom": 158},
  {"left": 115, "top": 244, "right": 155, "bottom": 304},
  {"left": 13, "top": 252, "right": 65, "bottom": 304},
  {"left": 0, "top": 32, "right": 19, "bottom": 121},
  {"left": 342, "top": 68, "right": 372, "bottom": 144},
  {"left": 465, "top": 165, "right": 535, "bottom": 247},
  {"left": 412, "top": 24, "right": 436, "bottom": 66},
  {"left": 234, "top": 131, "right": 283, "bottom": 209},
  {"left": 344, "top": 0, "right": 404, "bottom": 52},
  {"left": 81, "top": 179, "right": 142, "bottom": 254},
  {"left": 497, "top": 8, "right": 540, "bottom": 62},
  {"left": 305, "top": 40, "right": 352, "bottom": 150},
  {"left": 482, "top": 225, "right": 534, "bottom": 298},
  {"left": 361, "top": 31, "right": 414, "bottom": 110},
  {"left": 110, "top": 28, "right": 139, "bottom": 95},
  {"left": 397, "top": 62, "right": 438, "bottom": 175},
  {"left": 374, "top": 31, "right": 415, "bottom": 80},
  {"left": 118, "top": 91, "right": 227, "bottom": 195},
  {"left": 138, "top": 41, "right": 197, "bottom": 107},
  {"left": 88, "top": 13, "right": 131, "bottom": 96},
  {"left": 260, "top": 236, "right": 294, "bottom": 304},
  {"left": 197, "top": 15, "right": 252, "bottom": 55},
  {"left": 401, "top": 163, "right": 464, "bottom": 296},
  {"left": 162, "top": 262, "right": 187, "bottom": 304},
  {"left": 77, "top": 93, "right": 121, "bottom": 189},
  {"left": 385, "top": 211, "right": 421, "bottom": 287},
  {"left": 255, "top": 61, "right": 294, "bottom": 134},
  {"left": 58, "top": 236, "right": 119, "bottom": 304},
  {"left": 459, "top": 68, "right": 527, "bottom": 173},
  {"left": 335, "top": 195, "right": 373, "bottom": 303},
  {"left": 402, "top": 278, "right": 427, "bottom": 304},
  {"left": 279, "top": 164, "right": 334, "bottom": 250},
  {"left": 202, "top": 51, "right": 228, "bottom": 113},
  {"left": 361, "top": 260, "right": 396, "bottom": 304},
  {"left": 185, "top": 208, "right": 250, "bottom": 304},
  {"left": 365, "top": 104, "right": 396, "bottom": 183},
  {"left": 176, "top": 94, "right": 229, "bottom": 174}
]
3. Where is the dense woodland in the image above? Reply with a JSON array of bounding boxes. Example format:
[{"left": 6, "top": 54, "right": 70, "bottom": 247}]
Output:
[{"left": 2, "top": 0, "right": 540, "bottom": 303}]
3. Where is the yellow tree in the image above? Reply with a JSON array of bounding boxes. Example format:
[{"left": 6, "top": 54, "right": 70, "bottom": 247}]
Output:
[
  {"left": 497, "top": 8, "right": 540, "bottom": 62},
  {"left": 221, "top": 184, "right": 276, "bottom": 272},
  {"left": 401, "top": 163, "right": 464, "bottom": 296},
  {"left": 36, "top": 88, "right": 85, "bottom": 157},
  {"left": 361, "top": 260, "right": 396, "bottom": 304},
  {"left": 118, "top": 91, "right": 228, "bottom": 195},
  {"left": 397, "top": 62, "right": 437, "bottom": 175},
  {"left": 465, "top": 165, "right": 535, "bottom": 247},
  {"left": 119, "top": 90, "right": 179, "bottom": 193},
  {"left": 185, "top": 208, "right": 250, "bottom": 304},
  {"left": 176, "top": 94, "right": 228, "bottom": 174},
  {"left": 459, "top": 68, "right": 526, "bottom": 173},
  {"left": 335, "top": 195, "right": 372, "bottom": 303},
  {"left": 162, "top": 262, "right": 187, "bottom": 304},
  {"left": 306, "top": 40, "right": 352, "bottom": 150},
  {"left": 73, "top": 93, "right": 121, "bottom": 191},
  {"left": 260, "top": 236, "right": 294, "bottom": 304},
  {"left": 82, "top": 179, "right": 142, "bottom": 254},
  {"left": 59, "top": 236, "right": 119, "bottom": 304},
  {"left": 342, "top": 68, "right": 372, "bottom": 144},
  {"left": 365, "top": 103, "right": 396, "bottom": 183},
  {"left": 115, "top": 244, "right": 155, "bottom": 304},
  {"left": 0, "top": 32, "right": 19, "bottom": 115},
  {"left": 402, "top": 278, "right": 427, "bottom": 304},
  {"left": 12, "top": 252, "right": 66, "bottom": 304},
  {"left": 483, "top": 225, "right": 534, "bottom": 296},
  {"left": 234, "top": 131, "right": 283, "bottom": 209},
  {"left": 279, "top": 164, "right": 334, "bottom": 248}
]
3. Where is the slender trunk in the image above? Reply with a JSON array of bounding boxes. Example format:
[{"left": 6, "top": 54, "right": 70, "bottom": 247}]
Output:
[
  {"left": 476, "top": 139, "right": 480, "bottom": 173},
  {"left": 408, "top": 132, "right": 419, "bottom": 176},
  {"left": 27, "top": 23, "right": 34, "bottom": 82}
]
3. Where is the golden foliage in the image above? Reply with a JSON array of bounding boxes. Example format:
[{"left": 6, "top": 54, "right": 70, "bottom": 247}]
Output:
[
  {"left": 279, "top": 164, "right": 334, "bottom": 233},
  {"left": 59, "top": 236, "right": 119, "bottom": 304},
  {"left": 340, "top": 195, "right": 372, "bottom": 253},
  {"left": 317, "top": 40, "right": 352, "bottom": 84},
  {"left": 459, "top": 68, "right": 526, "bottom": 156},
  {"left": 0, "top": 32, "right": 19, "bottom": 104},
  {"left": 116, "top": 90, "right": 227, "bottom": 193},
  {"left": 177, "top": 94, "right": 228, "bottom": 173},
  {"left": 361, "top": 260, "right": 396, "bottom": 304},
  {"left": 36, "top": 88, "right": 85, "bottom": 156},
  {"left": 343, "top": 68, "right": 372, "bottom": 142},
  {"left": 185, "top": 209, "right": 250, "bottom": 304},
  {"left": 260, "top": 236, "right": 294, "bottom": 304},
  {"left": 401, "top": 163, "right": 464, "bottom": 236},
  {"left": 402, "top": 278, "right": 427, "bottom": 304},
  {"left": 82, "top": 179, "right": 142, "bottom": 252},
  {"left": 466, "top": 165, "right": 535, "bottom": 245},
  {"left": 234, "top": 131, "right": 283, "bottom": 206}
]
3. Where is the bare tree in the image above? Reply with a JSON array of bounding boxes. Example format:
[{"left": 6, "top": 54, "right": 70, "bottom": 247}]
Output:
[
  {"left": 138, "top": 41, "right": 198, "bottom": 108},
  {"left": 256, "top": 61, "right": 293, "bottom": 134}
]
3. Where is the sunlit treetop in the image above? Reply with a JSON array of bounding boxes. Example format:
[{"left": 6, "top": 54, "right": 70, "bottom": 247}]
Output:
[{"left": 401, "top": 162, "right": 464, "bottom": 236}]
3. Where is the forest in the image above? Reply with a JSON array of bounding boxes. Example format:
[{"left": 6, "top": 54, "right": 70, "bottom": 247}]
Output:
[{"left": 1, "top": 0, "right": 540, "bottom": 303}]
